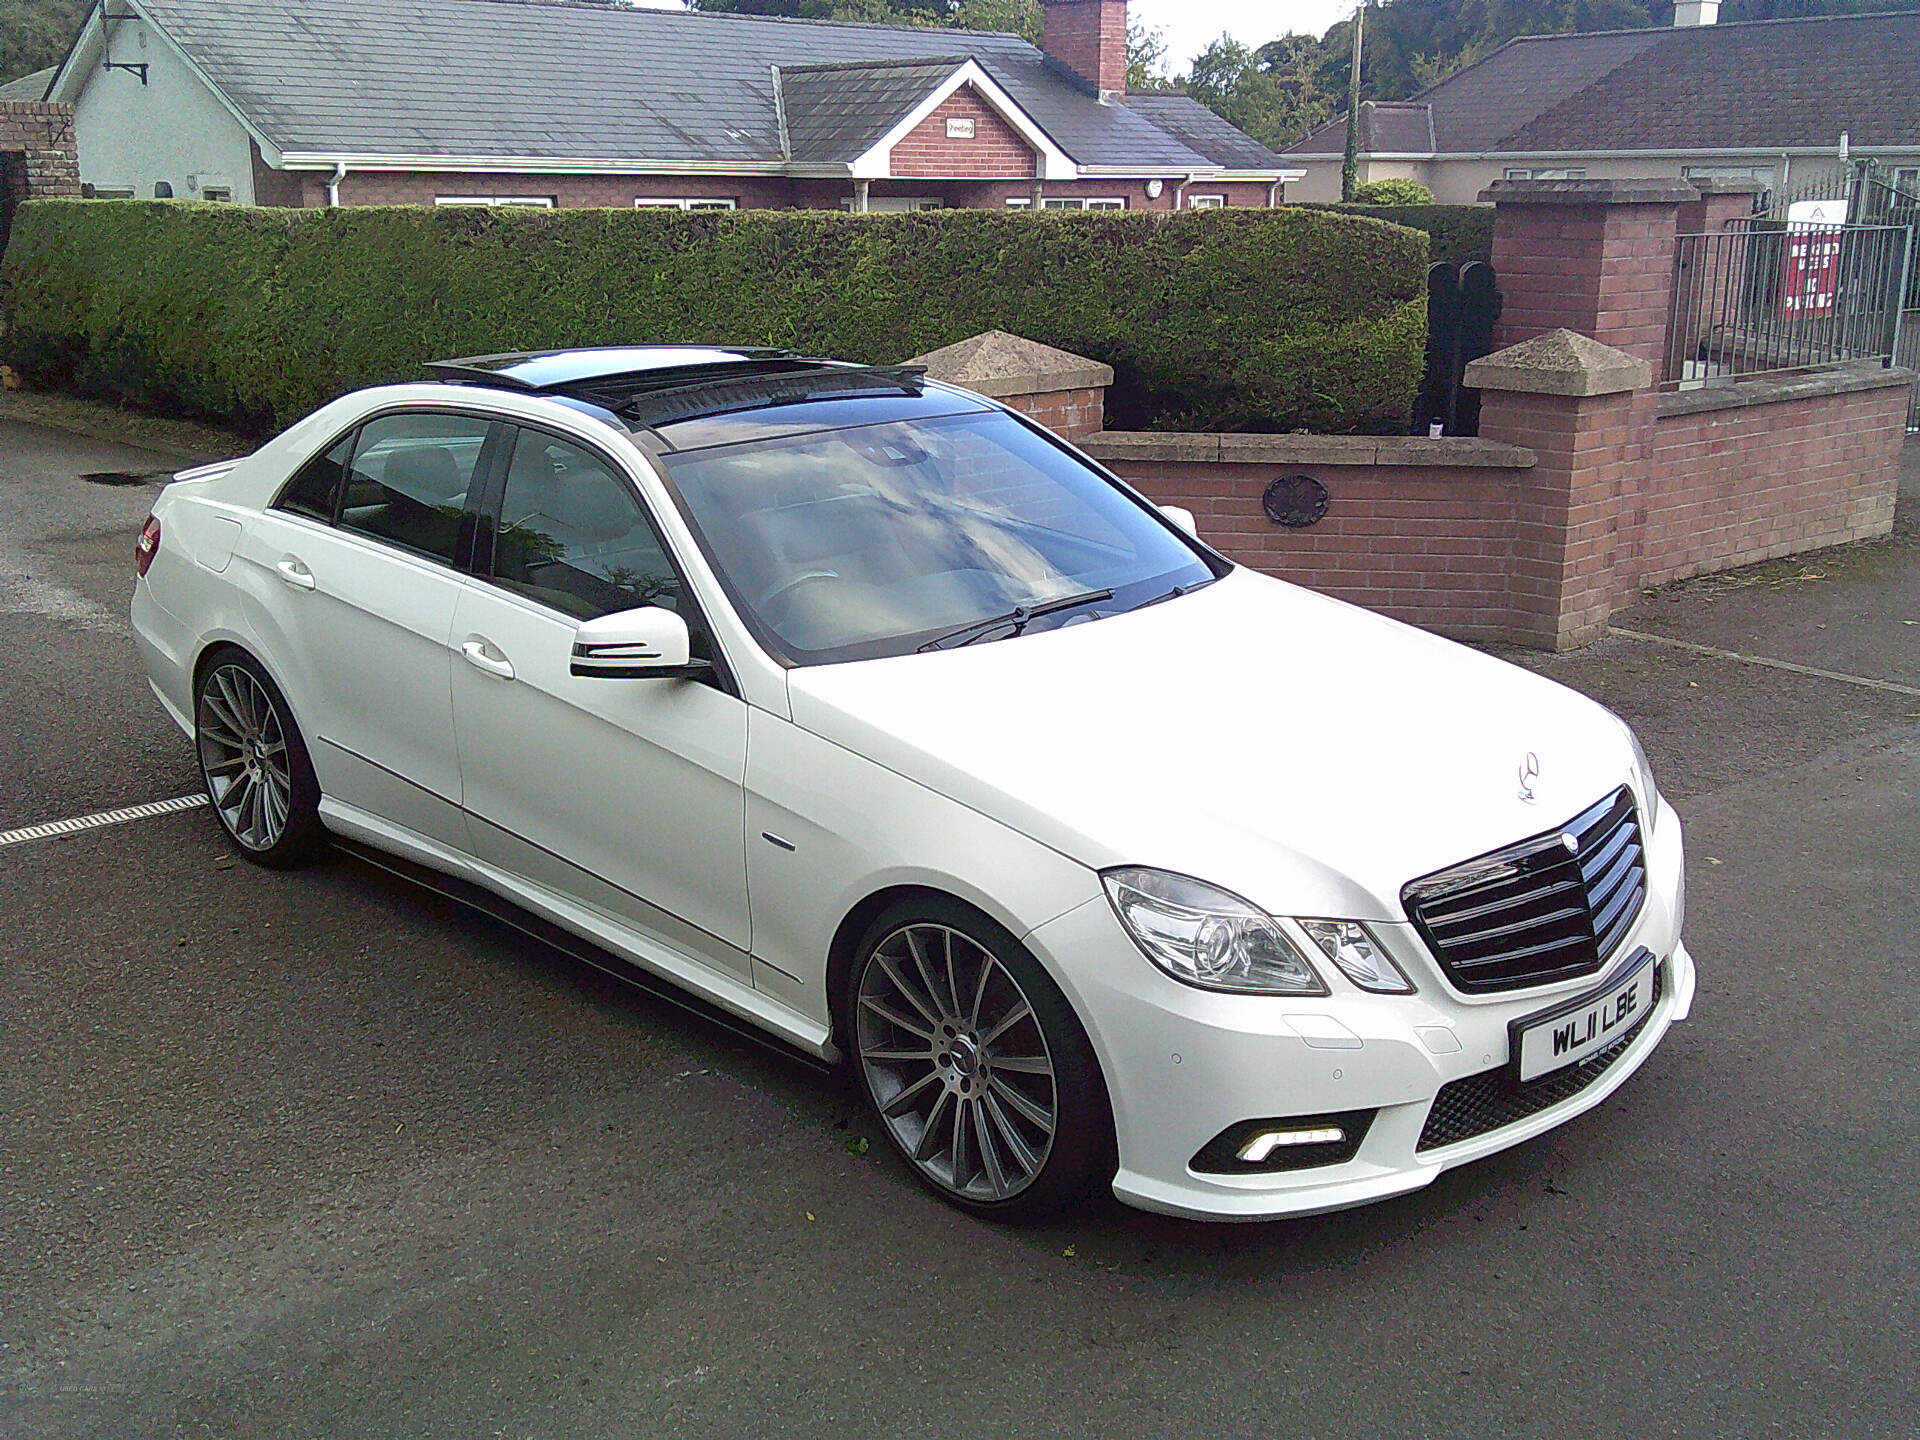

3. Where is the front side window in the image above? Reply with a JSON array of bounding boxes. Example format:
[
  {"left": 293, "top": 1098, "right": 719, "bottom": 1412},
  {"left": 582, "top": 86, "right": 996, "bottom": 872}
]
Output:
[
  {"left": 659, "top": 410, "right": 1215, "bottom": 665},
  {"left": 489, "top": 428, "right": 682, "bottom": 621},
  {"left": 337, "top": 413, "right": 493, "bottom": 564}
]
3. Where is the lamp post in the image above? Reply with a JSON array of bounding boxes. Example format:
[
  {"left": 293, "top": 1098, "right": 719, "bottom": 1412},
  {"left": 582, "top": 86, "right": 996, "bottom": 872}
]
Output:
[{"left": 1341, "top": 1, "right": 1366, "bottom": 202}]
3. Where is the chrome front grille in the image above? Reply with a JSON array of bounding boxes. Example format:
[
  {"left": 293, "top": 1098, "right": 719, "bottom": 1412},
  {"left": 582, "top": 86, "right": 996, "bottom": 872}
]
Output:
[{"left": 1403, "top": 788, "right": 1647, "bottom": 994}]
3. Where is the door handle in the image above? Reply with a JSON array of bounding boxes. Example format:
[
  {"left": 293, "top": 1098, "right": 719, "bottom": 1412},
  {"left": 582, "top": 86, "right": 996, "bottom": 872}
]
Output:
[
  {"left": 462, "top": 638, "right": 515, "bottom": 681},
  {"left": 275, "top": 557, "right": 317, "bottom": 591}
]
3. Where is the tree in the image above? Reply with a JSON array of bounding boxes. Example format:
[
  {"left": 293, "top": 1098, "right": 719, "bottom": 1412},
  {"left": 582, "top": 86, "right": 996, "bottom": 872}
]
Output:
[
  {"left": 1350, "top": 176, "right": 1434, "bottom": 203},
  {"left": 0, "top": 0, "right": 87, "bottom": 86},
  {"left": 1178, "top": 34, "right": 1336, "bottom": 152}
]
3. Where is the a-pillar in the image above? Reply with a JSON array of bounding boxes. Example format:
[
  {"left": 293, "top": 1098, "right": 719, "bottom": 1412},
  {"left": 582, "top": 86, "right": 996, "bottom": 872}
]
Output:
[{"left": 1466, "top": 330, "right": 1652, "bottom": 650}]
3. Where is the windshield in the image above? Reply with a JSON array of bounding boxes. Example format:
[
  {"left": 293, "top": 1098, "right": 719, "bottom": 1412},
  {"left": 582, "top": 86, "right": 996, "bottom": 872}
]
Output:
[{"left": 657, "top": 411, "right": 1218, "bottom": 665}]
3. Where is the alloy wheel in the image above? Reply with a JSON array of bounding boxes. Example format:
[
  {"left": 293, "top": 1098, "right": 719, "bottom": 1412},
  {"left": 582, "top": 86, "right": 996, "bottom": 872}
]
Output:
[
  {"left": 855, "top": 923, "right": 1058, "bottom": 1203},
  {"left": 197, "top": 662, "right": 295, "bottom": 852}
]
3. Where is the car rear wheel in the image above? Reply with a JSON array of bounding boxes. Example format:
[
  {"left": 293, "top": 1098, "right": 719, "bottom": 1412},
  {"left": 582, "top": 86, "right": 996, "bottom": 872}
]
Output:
[
  {"left": 194, "top": 650, "right": 324, "bottom": 868},
  {"left": 847, "top": 897, "right": 1113, "bottom": 1220}
]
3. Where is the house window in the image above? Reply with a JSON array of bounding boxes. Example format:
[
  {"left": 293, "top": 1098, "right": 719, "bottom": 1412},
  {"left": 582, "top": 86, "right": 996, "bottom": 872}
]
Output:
[
  {"left": 1682, "top": 165, "right": 1776, "bottom": 184},
  {"left": 1892, "top": 167, "right": 1919, "bottom": 197},
  {"left": 435, "top": 196, "right": 555, "bottom": 207},
  {"left": 201, "top": 187, "right": 232, "bottom": 203},
  {"left": 946, "top": 117, "right": 976, "bottom": 140},
  {"left": 1084, "top": 198, "right": 1125, "bottom": 210},
  {"left": 88, "top": 186, "right": 136, "bottom": 199},
  {"left": 1504, "top": 167, "right": 1585, "bottom": 181},
  {"left": 841, "top": 196, "right": 944, "bottom": 213},
  {"left": 634, "top": 198, "right": 738, "bottom": 210},
  {"left": 1028, "top": 197, "right": 1126, "bottom": 211},
  {"left": 1188, "top": 194, "right": 1225, "bottom": 209},
  {"left": 1005, "top": 197, "right": 1031, "bottom": 208}
]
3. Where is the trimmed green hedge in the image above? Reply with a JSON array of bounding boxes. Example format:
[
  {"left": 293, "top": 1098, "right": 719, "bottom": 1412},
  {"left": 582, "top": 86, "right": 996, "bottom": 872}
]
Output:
[
  {"left": 1302, "top": 203, "right": 1494, "bottom": 270},
  {"left": 0, "top": 200, "right": 1426, "bottom": 435}
]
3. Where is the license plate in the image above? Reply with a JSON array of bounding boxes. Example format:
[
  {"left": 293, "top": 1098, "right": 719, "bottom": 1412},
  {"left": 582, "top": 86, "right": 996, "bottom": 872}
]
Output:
[{"left": 1512, "top": 949, "right": 1657, "bottom": 1083}]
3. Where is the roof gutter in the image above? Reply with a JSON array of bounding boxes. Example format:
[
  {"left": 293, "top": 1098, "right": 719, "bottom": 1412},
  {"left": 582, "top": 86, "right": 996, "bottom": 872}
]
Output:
[{"left": 1286, "top": 144, "right": 1917, "bottom": 163}]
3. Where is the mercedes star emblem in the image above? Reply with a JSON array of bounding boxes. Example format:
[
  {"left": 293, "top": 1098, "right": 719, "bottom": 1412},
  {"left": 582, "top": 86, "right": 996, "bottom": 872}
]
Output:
[{"left": 1518, "top": 751, "right": 1541, "bottom": 803}]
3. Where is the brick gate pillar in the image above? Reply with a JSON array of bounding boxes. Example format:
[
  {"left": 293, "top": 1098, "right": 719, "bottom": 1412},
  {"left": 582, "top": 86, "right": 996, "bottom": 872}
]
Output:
[
  {"left": 1467, "top": 331, "right": 1653, "bottom": 650},
  {"left": 1472, "top": 178, "right": 1695, "bottom": 648},
  {"left": 0, "top": 101, "right": 80, "bottom": 259}
]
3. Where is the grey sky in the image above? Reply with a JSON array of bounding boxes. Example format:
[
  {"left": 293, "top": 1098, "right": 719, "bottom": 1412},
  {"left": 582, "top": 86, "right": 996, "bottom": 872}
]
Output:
[
  {"left": 629, "top": 0, "right": 1358, "bottom": 81},
  {"left": 1131, "top": 0, "right": 1355, "bottom": 74}
]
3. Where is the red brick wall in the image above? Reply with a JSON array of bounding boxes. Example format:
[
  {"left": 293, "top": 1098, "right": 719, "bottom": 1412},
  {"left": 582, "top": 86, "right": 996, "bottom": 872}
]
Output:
[
  {"left": 1643, "top": 384, "right": 1908, "bottom": 585},
  {"left": 890, "top": 86, "right": 1034, "bottom": 179},
  {"left": 1086, "top": 442, "right": 1535, "bottom": 642},
  {"left": 1042, "top": 0, "right": 1129, "bottom": 96},
  {"left": 320, "top": 170, "right": 796, "bottom": 209},
  {"left": 1002, "top": 385, "right": 1105, "bottom": 439},
  {"left": 0, "top": 102, "right": 80, "bottom": 199},
  {"left": 239, "top": 167, "right": 1255, "bottom": 212}
]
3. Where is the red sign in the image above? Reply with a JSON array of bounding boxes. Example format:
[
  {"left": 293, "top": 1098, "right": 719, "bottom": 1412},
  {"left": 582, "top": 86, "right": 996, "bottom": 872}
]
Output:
[{"left": 1783, "top": 226, "right": 1842, "bottom": 317}]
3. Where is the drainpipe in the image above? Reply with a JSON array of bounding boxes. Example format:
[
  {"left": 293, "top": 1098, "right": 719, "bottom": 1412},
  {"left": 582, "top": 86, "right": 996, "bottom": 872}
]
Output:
[
  {"left": 326, "top": 162, "right": 347, "bottom": 208},
  {"left": 1268, "top": 180, "right": 1282, "bottom": 207},
  {"left": 1173, "top": 171, "right": 1197, "bottom": 210}
]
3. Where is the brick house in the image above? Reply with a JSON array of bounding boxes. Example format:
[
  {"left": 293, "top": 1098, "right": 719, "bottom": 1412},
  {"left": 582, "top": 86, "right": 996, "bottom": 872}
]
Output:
[
  {"left": 38, "top": 0, "right": 1298, "bottom": 211},
  {"left": 1285, "top": 6, "right": 1920, "bottom": 205}
]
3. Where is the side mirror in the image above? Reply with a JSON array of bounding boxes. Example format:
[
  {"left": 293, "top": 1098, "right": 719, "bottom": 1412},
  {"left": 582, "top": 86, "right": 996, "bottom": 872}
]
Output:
[
  {"left": 1159, "top": 504, "right": 1199, "bottom": 538},
  {"left": 570, "top": 606, "right": 706, "bottom": 679}
]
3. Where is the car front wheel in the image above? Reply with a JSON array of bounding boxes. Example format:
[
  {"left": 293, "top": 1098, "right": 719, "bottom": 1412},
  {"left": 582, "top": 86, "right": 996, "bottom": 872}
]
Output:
[
  {"left": 847, "top": 897, "right": 1113, "bottom": 1220},
  {"left": 194, "top": 649, "right": 324, "bottom": 868}
]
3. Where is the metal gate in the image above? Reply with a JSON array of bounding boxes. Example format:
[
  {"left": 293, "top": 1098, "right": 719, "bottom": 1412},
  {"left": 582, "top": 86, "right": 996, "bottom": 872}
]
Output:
[{"left": 1415, "top": 260, "right": 1499, "bottom": 437}]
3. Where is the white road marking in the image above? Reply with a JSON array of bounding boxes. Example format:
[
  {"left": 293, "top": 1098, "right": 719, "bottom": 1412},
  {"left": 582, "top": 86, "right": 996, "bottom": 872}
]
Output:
[
  {"left": 0, "top": 535, "right": 129, "bottom": 634},
  {"left": 1607, "top": 626, "right": 1920, "bottom": 699},
  {"left": 0, "top": 794, "right": 209, "bottom": 849}
]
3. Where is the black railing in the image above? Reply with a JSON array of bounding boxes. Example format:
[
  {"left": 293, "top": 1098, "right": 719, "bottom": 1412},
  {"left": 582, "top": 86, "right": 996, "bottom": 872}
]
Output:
[{"left": 1664, "top": 221, "right": 1912, "bottom": 391}]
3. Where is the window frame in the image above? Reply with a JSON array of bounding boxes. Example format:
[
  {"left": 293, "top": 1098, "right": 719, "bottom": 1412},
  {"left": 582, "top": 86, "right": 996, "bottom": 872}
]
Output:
[
  {"left": 433, "top": 195, "right": 556, "bottom": 208},
  {"left": 634, "top": 197, "right": 739, "bottom": 211},
  {"left": 1187, "top": 194, "right": 1226, "bottom": 209},
  {"left": 471, "top": 420, "right": 739, "bottom": 694}
]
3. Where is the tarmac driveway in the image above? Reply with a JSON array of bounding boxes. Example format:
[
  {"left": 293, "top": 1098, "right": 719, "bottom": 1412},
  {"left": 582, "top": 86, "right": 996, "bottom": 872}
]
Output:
[{"left": 3, "top": 413, "right": 1917, "bottom": 1439}]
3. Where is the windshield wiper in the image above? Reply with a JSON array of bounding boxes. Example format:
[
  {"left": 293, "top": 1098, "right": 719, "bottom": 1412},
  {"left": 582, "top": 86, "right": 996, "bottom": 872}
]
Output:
[{"left": 917, "top": 588, "right": 1115, "bottom": 652}]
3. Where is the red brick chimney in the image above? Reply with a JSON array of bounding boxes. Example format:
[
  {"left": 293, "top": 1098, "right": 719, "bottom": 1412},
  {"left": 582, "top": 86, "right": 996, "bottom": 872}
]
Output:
[{"left": 1041, "top": 0, "right": 1128, "bottom": 102}]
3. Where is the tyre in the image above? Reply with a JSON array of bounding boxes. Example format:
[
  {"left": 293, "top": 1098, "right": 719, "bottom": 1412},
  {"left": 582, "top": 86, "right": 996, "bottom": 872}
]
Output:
[
  {"left": 194, "top": 648, "right": 325, "bottom": 869},
  {"left": 845, "top": 895, "right": 1114, "bottom": 1221}
]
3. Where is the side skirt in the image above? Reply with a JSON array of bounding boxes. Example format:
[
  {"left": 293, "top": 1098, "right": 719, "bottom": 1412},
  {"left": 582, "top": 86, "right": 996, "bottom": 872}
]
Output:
[{"left": 317, "top": 800, "right": 834, "bottom": 1072}]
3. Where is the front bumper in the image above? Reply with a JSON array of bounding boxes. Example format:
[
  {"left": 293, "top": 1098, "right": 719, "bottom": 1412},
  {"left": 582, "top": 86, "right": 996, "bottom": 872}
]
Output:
[{"left": 1027, "top": 799, "right": 1693, "bottom": 1222}]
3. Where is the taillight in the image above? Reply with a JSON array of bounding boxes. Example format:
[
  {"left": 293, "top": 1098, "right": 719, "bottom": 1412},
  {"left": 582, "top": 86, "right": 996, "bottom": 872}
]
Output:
[{"left": 136, "top": 514, "right": 161, "bottom": 578}]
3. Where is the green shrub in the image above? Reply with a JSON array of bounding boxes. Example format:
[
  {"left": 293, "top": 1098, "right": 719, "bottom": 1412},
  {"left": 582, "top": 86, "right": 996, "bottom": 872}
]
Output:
[
  {"left": 0, "top": 200, "right": 1426, "bottom": 435},
  {"left": 1301, "top": 202, "right": 1494, "bottom": 269},
  {"left": 1350, "top": 178, "right": 1434, "bottom": 205}
]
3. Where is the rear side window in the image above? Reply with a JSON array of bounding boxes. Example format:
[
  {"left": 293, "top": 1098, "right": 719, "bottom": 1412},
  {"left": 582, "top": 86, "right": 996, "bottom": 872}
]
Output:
[
  {"left": 276, "top": 433, "right": 354, "bottom": 521},
  {"left": 337, "top": 413, "right": 493, "bottom": 564},
  {"left": 490, "top": 428, "right": 682, "bottom": 620}
]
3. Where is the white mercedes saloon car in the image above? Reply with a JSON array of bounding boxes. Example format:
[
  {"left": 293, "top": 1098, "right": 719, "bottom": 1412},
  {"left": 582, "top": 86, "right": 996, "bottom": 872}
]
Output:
[{"left": 132, "top": 346, "right": 1694, "bottom": 1222}]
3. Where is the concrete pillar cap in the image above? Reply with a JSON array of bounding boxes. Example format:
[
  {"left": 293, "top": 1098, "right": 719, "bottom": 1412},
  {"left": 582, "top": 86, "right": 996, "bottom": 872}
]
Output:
[
  {"left": 1464, "top": 328, "right": 1652, "bottom": 397},
  {"left": 903, "top": 330, "right": 1114, "bottom": 398},
  {"left": 1477, "top": 177, "right": 1700, "bottom": 205}
]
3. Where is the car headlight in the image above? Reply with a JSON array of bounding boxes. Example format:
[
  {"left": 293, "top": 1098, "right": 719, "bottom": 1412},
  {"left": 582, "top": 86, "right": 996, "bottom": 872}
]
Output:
[
  {"left": 1103, "top": 868, "right": 1327, "bottom": 995},
  {"left": 1298, "top": 919, "right": 1415, "bottom": 994},
  {"left": 1626, "top": 725, "right": 1662, "bottom": 835}
]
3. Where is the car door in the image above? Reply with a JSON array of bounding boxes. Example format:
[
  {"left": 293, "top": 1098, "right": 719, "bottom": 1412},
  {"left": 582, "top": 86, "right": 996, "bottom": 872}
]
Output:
[
  {"left": 448, "top": 423, "right": 753, "bottom": 981},
  {"left": 239, "top": 410, "right": 501, "bottom": 851}
]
